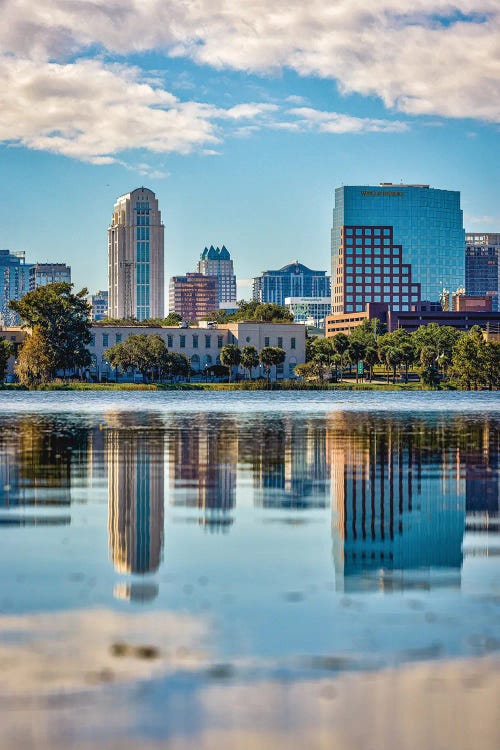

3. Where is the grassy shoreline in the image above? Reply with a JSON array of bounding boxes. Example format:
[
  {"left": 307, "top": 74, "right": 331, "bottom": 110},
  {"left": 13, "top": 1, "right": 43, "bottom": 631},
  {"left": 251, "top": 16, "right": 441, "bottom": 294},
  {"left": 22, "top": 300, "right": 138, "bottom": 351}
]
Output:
[{"left": 0, "top": 380, "right": 455, "bottom": 392}]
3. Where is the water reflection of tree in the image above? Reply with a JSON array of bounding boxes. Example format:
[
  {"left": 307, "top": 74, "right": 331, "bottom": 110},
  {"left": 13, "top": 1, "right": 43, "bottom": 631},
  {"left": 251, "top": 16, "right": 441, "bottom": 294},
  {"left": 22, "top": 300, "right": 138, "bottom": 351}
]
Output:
[{"left": 0, "top": 418, "right": 88, "bottom": 508}]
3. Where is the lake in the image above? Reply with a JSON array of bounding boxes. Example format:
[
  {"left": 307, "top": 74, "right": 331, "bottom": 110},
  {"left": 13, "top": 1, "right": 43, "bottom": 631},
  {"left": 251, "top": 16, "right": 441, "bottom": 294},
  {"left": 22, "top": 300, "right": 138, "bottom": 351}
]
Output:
[{"left": 0, "top": 391, "right": 498, "bottom": 749}]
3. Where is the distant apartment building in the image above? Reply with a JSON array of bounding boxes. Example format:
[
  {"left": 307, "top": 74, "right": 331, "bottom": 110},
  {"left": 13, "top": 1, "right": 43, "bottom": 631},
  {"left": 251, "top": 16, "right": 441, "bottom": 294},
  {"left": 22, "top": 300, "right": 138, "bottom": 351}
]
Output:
[
  {"left": 196, "top": 245, "right": 237, "bottom": 305},
  {"left": 253, "top": 261, "right": 330, "bottom": 306},
  {"left": 332, "top": 184, "right": 465, "bottom": 313},
  {"left": 90, "top": 290, "right": 109, "bottom": 321},
  {"left": 169, "top": 273, "right": 218, "bottom": 322},
  {"left": 0, "top": 249, "right": 32, "bottom": 325},
  {"left": 465, "top": 233, "right": 500, "bottom": 312},
  {"left": 284, "top": 296, "right": 332, "bottom": 328},
  {"left": 29, "top": 263, "right": 71, "bottom": 290},
  {"left": 108, "top": 187, "right": 164, "bottom": 321}
]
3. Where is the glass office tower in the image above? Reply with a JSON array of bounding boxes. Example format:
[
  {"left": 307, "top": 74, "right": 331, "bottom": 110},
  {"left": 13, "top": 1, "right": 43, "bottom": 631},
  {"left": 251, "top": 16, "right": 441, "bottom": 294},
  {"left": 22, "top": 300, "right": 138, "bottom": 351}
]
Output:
[{"left": 331, "top": 184, "right": 464, "bottom": 313}]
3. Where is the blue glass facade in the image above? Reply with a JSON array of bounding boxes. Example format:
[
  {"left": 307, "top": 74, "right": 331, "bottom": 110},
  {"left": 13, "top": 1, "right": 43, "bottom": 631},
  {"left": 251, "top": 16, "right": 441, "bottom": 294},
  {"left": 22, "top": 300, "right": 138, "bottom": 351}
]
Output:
[
  {"left": 332, "top": 185, "right": 464, "bottom": 307},
  {"left": 253, "top": 261, "right": 330, "bottom": 306},
  {"left": 0, "top": 249, "right": 32, "bottom": 325},
  {"left": 135, "top": 201, "right": 150, "bottom": 320}
]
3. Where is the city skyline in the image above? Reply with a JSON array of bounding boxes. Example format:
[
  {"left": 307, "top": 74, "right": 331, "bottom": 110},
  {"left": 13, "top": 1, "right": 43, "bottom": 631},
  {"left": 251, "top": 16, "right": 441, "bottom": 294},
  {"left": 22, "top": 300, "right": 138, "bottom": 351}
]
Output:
[{"left": 0, "top": 3, "right": 498, "bottom": 301}]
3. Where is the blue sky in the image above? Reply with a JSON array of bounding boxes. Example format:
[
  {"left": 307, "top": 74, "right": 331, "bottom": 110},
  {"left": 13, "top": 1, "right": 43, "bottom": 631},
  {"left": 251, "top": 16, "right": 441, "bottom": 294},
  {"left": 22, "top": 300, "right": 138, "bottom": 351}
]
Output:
[{"left": 0, "top": 1, "right": 499, "bottom": 300}]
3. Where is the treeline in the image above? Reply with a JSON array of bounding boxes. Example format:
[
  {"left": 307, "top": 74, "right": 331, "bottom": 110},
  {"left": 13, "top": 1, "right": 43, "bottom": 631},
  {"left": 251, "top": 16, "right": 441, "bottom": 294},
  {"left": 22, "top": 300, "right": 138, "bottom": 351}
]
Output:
[
  {"left": 95, "top": 301, "right": 294, "bottom": 327},
  {"left": 104, "top": 338, "right": 286, "bottom": 384},
  {"left": 300, "top": 320, "right": 500, "bottom": 389}
]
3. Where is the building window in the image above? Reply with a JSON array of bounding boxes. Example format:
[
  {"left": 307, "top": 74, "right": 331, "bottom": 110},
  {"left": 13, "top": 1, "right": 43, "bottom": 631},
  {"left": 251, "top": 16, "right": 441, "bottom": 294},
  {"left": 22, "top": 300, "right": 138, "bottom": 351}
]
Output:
[
  {"left": 205, "top": 335, "right": 211, "bottom": 348},
  {"left": 90, "top": 335, "right": 95, "bottom": 346},
  {"left": 277, "top": 337, "right": 283, "bottom": 348},
  {"left": 193, "top": 335, "right": 198, "bottom": 348},
  {"left": 167, "top": 335, "right": 173, "bottom": 347},
  {"left": 217, "top": 335, "right": 223, "bottom": 348},
  {"left": 116, "top": 334, "right": 122, "bottom": 343},
  {"left": 264, "top": 336, "right": 270, "bottom": 347},
  {"left": 291, "top": 337, "right": 296, "bottom": 350},
  {"left": 102, "top": 334, "right": 108, "bottom": 347},
  {"left": 180, "top": 335, "right": 186, "bottom": 348}
]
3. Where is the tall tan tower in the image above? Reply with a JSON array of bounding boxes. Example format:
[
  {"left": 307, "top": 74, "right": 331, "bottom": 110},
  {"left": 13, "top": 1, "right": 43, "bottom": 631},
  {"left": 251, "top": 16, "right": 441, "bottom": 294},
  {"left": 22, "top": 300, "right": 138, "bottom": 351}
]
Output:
[{"left": 108, "top": 187, "right": 164, "bottom": 320}]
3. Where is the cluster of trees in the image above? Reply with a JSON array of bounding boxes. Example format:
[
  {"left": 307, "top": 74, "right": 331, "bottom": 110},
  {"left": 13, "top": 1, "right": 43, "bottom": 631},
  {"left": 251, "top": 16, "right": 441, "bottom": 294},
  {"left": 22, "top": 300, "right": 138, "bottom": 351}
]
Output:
[
  {"left": 220, "top": 344, "right": 286, "bottom": 383},
  {"left": 299, "top": 320, "right": 500, "bottom": 389},
  {"left": 105, "top": 334, "right": 190, "bottom": 381},
  {"left": 95, "top": 312, "right": 183, "bottom": 327},
  {"left": 9, "top": 283, "right": 92, "bottom": 387},
  {"left": 204, "top": 300, "right": 294, "bottom": 324}
]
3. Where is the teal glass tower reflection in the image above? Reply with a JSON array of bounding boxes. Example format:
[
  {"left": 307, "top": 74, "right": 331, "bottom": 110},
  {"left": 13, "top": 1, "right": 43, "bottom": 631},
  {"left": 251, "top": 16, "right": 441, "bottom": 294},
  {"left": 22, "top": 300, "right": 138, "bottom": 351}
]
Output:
[{"left": 331, "top": 184, "right": 465, "bottom": 310}]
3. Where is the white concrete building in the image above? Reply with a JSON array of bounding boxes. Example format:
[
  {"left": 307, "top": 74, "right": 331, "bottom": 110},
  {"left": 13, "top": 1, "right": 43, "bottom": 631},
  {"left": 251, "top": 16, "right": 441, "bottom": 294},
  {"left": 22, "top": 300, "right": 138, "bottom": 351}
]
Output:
[
  {"left": 89, "top": 321, "right": 305, "bottom": 380},
  {"left": 108, "top": 187, "right": 164, "bottom": 321}
]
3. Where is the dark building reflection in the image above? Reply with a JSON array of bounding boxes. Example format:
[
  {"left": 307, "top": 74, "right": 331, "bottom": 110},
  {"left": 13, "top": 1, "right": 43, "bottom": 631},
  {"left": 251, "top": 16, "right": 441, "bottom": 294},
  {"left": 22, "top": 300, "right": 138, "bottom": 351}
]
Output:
[
  {"left": 463, "top": 421, "right": 499, "bottom": 527},
  {"left": 239, "top": 416, "right": 330, "bottom": 509},
  {"left": 328, "top": 414, "right": 469, "bottom": 592},
  {"left": 105, "top": 416, "right": 165, "bottom": 576},
  {"left": 167, "top": 415, "right": 237, "bottom": 531}
]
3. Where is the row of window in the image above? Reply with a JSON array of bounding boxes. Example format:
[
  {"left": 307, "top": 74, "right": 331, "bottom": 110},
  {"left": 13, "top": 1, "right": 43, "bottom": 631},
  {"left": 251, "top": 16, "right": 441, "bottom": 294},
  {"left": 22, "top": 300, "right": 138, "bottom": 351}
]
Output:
[
  {"left": 344, "top": 246, "right": 397, "bottom": 255},
  {"left": 344, "top": 228, "right": 392, "bottom": 236},
  {"left": 92, "top": 333, "right": 297, "bottom": 351},
  {"left": 136, "top": 227, "right": 150, "bottom": 241}
]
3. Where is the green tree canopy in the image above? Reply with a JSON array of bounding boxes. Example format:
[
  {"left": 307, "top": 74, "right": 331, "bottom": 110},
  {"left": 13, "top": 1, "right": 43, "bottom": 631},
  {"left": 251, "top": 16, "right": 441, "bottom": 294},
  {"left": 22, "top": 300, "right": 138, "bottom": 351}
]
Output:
[
  {"left": 259, "top": 346, "right": 286, "bottom": 383},
  {"left": 0, "top": 338, "right": 14, "bottom": 382},
  {"left": 220, "top": 344, "right": 241, "bottom": 382},
  {"left": 9, "top": 283, "right": 91, "bottom": 376},
  {"left": 240, "top": 345, "right": 259, "bottom": 379},
  {"left": 15, "top": 329, "right": 54, "bottom": 387}
]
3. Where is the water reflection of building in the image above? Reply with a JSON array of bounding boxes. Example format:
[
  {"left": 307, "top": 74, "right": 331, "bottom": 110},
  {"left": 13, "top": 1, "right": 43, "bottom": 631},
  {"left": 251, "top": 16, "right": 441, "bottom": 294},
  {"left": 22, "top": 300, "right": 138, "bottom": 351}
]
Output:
[
  {"left": 463, "top": 422, "right": 499, "bottom": 518},
  {"left": 106, "top": 426, "right": 164, "bottom": 574},
  {"left": 167, "top": 415, "right": 237, "bottom": 531},
  {"left": 329, "top": 415, "right": 466, "bottom": 592},
  {"left": 240, "top": 417, "right": 330, "bottom": 509}
]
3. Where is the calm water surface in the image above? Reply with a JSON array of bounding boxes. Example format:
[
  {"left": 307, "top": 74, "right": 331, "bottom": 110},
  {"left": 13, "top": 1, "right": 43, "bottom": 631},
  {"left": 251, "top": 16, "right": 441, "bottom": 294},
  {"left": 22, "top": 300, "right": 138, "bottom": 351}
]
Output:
[{"left": 0, "top": 391, "right": 498, "bottom": 749}]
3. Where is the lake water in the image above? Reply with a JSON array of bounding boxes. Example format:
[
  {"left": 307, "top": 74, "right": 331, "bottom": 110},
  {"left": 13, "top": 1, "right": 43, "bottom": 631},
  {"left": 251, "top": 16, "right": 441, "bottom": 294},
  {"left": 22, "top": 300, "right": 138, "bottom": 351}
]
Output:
[{"left": 0, "top": 391, "right": 498, "bottom": 749}]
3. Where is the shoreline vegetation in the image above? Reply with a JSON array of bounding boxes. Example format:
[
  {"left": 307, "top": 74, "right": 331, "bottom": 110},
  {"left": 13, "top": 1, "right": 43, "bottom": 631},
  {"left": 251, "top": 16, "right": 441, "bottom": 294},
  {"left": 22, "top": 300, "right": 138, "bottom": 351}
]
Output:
[{"left": 0, "top": 379, "right": 464, "bottom": 392}]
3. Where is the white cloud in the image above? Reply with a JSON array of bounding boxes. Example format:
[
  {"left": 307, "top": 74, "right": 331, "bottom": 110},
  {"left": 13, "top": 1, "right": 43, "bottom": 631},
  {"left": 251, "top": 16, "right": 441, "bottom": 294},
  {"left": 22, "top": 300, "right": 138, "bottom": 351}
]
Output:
[
  {"left": 0, "top": 56, "right": 279, "bottom": 162},
  {"left": 0, "top": 1, "right": 498, "bottom": 123},
  {"left": 285, "top": 108, "right": 409, "bottom": 134}
]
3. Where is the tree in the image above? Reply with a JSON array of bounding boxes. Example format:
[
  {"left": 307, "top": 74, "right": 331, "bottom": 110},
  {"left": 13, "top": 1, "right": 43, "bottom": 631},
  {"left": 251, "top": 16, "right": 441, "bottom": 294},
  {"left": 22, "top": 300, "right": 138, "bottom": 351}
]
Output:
[
  {"left": 259, "top": 346, "right": 285, "bottom": 385},
  {"left": 15, "top": 329, "right": 54, "bottom": 386},
  {"left": 309, "top": 337, "right": 335, "bottom": 381},
  {"left": 419, "top": 345, "right": 440, "bottom": 388},
  {"left": 0, "top": 338, "right": 14, "bottom": 382},
  {"left": 412, "top": 324, "right": 460, "bottom": 377},
  {"left": 143, "top": 312, "right": 182, "bottom": 327},
  {"left": 331, "top": 333, "right": 349, "bottom": 381},
  {"left": 220, "top": 344, "right": 241, "bottom": 382},
  {"left": 106, "top": 334, "right": 169, "bottom": 381},
  {"left": 384, "top": 347, "right": 403, "bottom": 384},
  {"left": 482, "top": 341, "right": 500, "bottom": 390},
  {"left": 216, "top": 300, "right": 293, "bottom": 323},
  {"left": 363, "top": 346, "right": 379, "bottom": 382},
  {"left": 450, "top": 328, "right": 485, "bottom": 390},
  {"left": 240, "top": 345, "right": 259, "bottom": 379},
  {"left": 9, "top": 283, "right": 91, "bottom": 378},
  {"left": 346, "top": 340, "right": 366, "bottom": 381}
]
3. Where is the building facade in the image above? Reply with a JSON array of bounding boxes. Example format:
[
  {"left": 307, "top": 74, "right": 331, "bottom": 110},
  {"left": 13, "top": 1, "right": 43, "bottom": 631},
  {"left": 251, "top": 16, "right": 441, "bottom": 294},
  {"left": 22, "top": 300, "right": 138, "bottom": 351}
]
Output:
[
  {"left": 29, "top": 263, "right": 71, "bottom": 290},
  {"left": 90, "top": 290, "right": 109, "bottom": 321},
  {"left": 465, "top": 233, "right": 500, "bottom": 312},
  {"left": 253, "top": 261, "right": 330, "bottom": 307},
  {"left": 108, "top": 187, "right": 164, "bottom": 321},
  {"left": 0, "top": 249, "right": 32, "bottom": 325},
  {"left": 196, "top": 245, "right": 237, "bottom": 305},
  {"left": 284, "top": 296, "right": 332, "bottom": 328},
  {"left": 89, "top": 321, "right": 305, "bottom": 381},
  {"left": 332, "top": 184, "right": 464, "bottom": 313},
  {"left": 169, "top": 273, "right": 218, "bottom": 322}
]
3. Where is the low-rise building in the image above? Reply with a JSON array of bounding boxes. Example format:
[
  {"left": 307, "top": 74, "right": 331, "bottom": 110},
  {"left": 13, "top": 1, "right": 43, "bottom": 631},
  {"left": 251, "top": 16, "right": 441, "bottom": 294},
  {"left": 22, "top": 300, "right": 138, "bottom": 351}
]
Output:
[
  {"left": 89, "top": 321, "right": 305, "bottom": 381},
  {"left": 452, "top": 294, "right": 492, "bottom": 312},
  {"left": 90, "top": 290, "right": 109, "bottom": 321},
  {"left": 284, "top": 297, "right": 332, "bottom": 329}
]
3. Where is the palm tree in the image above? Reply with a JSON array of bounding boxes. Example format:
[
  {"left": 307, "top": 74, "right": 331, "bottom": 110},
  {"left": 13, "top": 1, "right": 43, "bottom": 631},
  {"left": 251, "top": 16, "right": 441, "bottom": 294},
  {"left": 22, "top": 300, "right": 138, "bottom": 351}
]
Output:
[
  {"left": 332, "top": 333, "right": 349, "bottom": 381},
  {"left": 240, "top": 345, "right": 259, "bottom": 380},
  {"left": 259, "top": 347, "right": 285, "bottom": 385},
  {"left": 220, "top": 344, "right": 241, "bottom": 382}
]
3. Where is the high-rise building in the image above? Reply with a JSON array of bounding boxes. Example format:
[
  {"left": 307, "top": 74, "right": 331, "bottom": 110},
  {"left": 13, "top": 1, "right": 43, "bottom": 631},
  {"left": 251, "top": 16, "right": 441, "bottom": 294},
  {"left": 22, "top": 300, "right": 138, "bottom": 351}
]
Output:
[
  {"left": 284, "top": 297, "right": 332, "bottom": 328},
  {"left": 108, "top": 187, "right": 164, "bottom": 321},
  {"left": 29, "top": 263, "right": 71, "bottom": 291},
  {"left": 196, "top": 245, "right": 237, "bottom": 305},
  {"left": 331, "top": 184, "right": 464, "bottom": 313},
  {"left": 0, "top": 249, "right": 32, "bottom": 325},
  {"left": 253, "top": 261, "right": 330, "bottom": 306},
  {"left": 169, "top": 273, "right": 218, "bottom": 322},
  {"left": 90, "top": 290, "right": 109, "bottom": 321},
  {"left": 465, "top": 233, "right": 500, "bottom": 312}
]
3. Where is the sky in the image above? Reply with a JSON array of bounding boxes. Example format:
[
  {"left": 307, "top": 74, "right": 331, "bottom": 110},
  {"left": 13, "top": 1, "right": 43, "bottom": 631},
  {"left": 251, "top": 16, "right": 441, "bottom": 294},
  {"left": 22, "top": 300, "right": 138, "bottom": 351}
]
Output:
[{"left": 0, "top": 1, "right": 499, "bottom": 301}]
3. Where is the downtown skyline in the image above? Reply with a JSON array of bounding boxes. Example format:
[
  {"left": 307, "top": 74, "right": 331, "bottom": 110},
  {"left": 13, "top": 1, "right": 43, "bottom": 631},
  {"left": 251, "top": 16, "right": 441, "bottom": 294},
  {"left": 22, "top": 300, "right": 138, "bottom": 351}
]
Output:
[{"left": 0, "top": 2, "right": 498, "bottom": 299}]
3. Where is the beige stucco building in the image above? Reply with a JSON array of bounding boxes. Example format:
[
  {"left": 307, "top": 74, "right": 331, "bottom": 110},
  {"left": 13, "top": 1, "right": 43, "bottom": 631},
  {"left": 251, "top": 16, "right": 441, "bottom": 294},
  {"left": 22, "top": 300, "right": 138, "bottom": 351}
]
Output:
[
  {"left": 108, "top": 187, "right": 164, "bottom": 321},
  {"left": 89, "top": 321, "right": 306, "bottom": 380}
]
